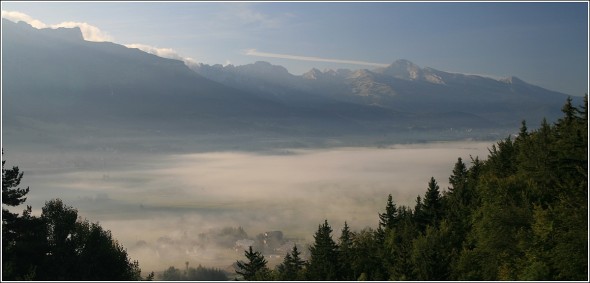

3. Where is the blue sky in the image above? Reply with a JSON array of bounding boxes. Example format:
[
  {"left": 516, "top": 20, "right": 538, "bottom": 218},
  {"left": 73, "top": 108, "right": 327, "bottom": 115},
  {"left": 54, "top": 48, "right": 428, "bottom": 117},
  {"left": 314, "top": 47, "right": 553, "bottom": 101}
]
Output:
[{"left": 1, "top": 1, "right": 588, "bottom": 96}]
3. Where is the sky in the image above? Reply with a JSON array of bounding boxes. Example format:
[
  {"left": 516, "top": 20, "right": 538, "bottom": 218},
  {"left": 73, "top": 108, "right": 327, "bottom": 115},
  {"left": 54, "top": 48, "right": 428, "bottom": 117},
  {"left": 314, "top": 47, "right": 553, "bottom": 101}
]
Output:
[{"left": 1, "top": 1, "right": 588, "bottom": 95}]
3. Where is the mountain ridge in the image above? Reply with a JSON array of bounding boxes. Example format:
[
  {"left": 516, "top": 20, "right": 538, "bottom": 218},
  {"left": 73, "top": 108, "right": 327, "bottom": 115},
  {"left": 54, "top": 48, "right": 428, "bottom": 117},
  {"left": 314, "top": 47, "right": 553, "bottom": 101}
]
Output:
[{"left": 2, "top": 19, "right": 580, "bottom": 152}]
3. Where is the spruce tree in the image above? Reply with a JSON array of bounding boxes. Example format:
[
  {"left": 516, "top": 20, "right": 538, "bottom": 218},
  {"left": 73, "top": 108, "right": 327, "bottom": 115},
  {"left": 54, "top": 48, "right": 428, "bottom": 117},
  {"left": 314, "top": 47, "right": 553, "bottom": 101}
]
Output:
[
  {"left": 448, "top": 157, "right": 468, "bottom": 194},
  {"left": 378, "top": 194, "right": 398, "bottom": 231},
  {"left": 235, "top": 246, "right": 269, "bottom": 281},
  {"left": 422, "top": 177, "right": 442, "bottom": 228},
  {"left": 276, "top": 245, "right": 305, "bottom": 280},
  {"left": 338, "top": 221, "right": 355, "bottom": 280},
  {"left": 307, "top": 220, "right": 339, "bottom": 280}
]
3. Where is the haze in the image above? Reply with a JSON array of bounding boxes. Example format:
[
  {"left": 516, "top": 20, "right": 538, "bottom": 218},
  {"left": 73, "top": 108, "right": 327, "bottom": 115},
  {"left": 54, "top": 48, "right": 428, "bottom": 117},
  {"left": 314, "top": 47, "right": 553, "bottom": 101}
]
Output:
[{"left": 4, "top": 141, "right": 491, "bottom": 271}]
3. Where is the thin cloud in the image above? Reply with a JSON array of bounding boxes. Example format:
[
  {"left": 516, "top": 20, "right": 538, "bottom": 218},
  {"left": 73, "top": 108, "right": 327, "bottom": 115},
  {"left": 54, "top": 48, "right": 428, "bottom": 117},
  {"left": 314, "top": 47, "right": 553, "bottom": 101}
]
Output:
[
  {"left": 124, "top": 43, "right": 198, "bottom": 67},
  {"left": 2, "top": 10, "right": 112, "bottom": 42},
  {"left": 244, "top": 49, "right": 389, "bottom": 68},
  {"left": 2, "top": 10, "right": 198, "bottom": 67},
  {"left": 2, "top": 10, "right": 47, "bottom": 28},
  {"left": 52, "top": 22, "right": 113, "bottom": 42},
  {"left": 220, "top": 3, "right": 284, "bottom": 29}
]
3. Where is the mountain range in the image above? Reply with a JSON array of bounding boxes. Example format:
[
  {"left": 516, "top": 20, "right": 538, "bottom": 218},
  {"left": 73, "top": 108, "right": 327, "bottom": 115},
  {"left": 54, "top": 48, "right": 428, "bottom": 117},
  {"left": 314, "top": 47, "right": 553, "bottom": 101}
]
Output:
[{"left": 1, "top": 19, "right": 581, "bottom": 152}]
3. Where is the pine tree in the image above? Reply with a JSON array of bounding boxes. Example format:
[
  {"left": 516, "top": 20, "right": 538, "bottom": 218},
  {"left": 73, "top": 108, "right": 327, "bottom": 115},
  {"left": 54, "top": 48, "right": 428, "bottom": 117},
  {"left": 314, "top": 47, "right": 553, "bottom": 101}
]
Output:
[
  {"left": 378, "top": 194, "right": 398, "bottom": 231},
  {"left": 307, "top": 220, "right": 339, "bottom": 280},
  {"left": 349, "top": 228, "right": 387, "bottom": 280},
  {"left": 422, "top": 177, "right": 442, "bottom": 228},
  {"left": 338, "top": 222, "right": 355, "bottom": 280},
  {"left": 235, "top": 246, "right": 269, "bottom": 281},
  {"left": 385, "top": 206, "right": 418, "bottom": 280},
  {"left": 276, "top": 245, "right": 305, "bottom": 280},
  {"left": 448, "top": 158, "right": 468, "bottom": 194}
]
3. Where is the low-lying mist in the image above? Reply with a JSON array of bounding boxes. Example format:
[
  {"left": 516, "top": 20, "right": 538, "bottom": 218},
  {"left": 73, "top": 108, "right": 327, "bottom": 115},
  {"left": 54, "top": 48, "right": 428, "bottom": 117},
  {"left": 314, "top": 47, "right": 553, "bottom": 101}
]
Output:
[{"left": 4, "top": 141, "right": 492, "bottom": 273}]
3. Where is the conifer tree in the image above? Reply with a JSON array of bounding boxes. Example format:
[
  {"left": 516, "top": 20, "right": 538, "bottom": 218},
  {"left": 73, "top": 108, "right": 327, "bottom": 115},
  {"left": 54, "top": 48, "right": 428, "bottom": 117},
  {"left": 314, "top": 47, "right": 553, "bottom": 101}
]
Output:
[
  {"left": 307, "top": 220, "right": 339, "bottom": 280},
  {"left": 276, "top": 244, "right": 305, "bottom": 280},
  {"left": 422, "top": 177, "right": 442, "bottom": 228},
  {"left": 338, "top": 222, "right": 355, "bottom": 280},
  {"left": 378, "top": 194, "right": 398, "bottom": 231},
  {"left": 448, "top": 158, "right": 468, "bottom": 194},
  {"left": 235, "top": 246, "right": 269, "bottom": 281}
]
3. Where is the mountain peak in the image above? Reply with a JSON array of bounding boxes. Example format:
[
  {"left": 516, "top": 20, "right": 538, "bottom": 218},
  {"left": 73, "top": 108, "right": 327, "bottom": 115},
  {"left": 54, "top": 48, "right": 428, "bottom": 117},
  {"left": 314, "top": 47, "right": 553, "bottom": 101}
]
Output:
[
  {"left": 249, "top": 61, "right": 290, "bottom": 73},
  {"left": 376, "top": 59, "right": 422, "bottom": 80},
  {"left": 392, "top": 59, "right": 417, "bottom": 66},
  {"left": 501, "top": 76, "right": 526, "bottom": 85},
  {"left": 302, "top": 68, "right": 322, "bottom": 80},
  {"left": 2, "top": 18, "right": 84, "bottom": 42}
]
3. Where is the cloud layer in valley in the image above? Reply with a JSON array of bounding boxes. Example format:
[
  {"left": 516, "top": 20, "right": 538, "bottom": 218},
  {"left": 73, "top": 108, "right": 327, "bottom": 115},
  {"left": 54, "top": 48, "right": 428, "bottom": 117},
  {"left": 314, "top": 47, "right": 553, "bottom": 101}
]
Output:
[{"left": 9, "top": 141, "right": 492, "bottom": 272}]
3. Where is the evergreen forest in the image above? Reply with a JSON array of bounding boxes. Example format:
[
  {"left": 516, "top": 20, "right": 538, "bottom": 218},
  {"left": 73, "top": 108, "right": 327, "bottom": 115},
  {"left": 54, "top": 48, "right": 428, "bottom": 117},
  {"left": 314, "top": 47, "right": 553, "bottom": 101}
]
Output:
[{"left": 235, "top": 96, "right": 588, "bottom": 281}]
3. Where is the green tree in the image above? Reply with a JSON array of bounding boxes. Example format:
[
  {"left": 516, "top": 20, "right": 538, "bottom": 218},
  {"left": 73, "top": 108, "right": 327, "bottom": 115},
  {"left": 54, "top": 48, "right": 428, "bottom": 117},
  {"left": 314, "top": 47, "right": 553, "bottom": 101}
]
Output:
[
  {"left": 235, "top": 246, "right": 270, "bottom": 281},
  {"left": 421, "top": 177, "right": 442, "bottom": 229},
  {"left": 2, "top": 154, "right": 146, "bottom": 281},
  {"left": 2, "top": 153, "right": 42, "bottom": 280},
  {"left": 349, "top": 227, "right": 388, "bottom": 280},
  {"left": 338, "top": 222, "right": 355, "bottom": 280},
  {"left": 276, "top": 245, "right": 306, "bottom": 280},
  {"left": 187, "top": 265, "right": 227, "bottom": 281},
  {"left": 486, "top": 136, "right": 518, "bottom": 178},
  {"left": 385, "top": 206, "right": 417, "bottom": 280},
  {"left": 2, "top": 151, "right": 30, "bottom": 245},
  {"left": 162, "top": 266, "right": 183, "bottom": 280},
  {"left": 378, "top": 194, "right": 398, "bottom": 231},
  {"left": 448, "top": 157, "right": 468, "bottom": 194},
  {"left": 306, "top": 220, "right": 340, "bottom": 280},
  {"left": 38, "top": 199, "right": 143, "bottom": 280},
  {"left": 411, "top": 220, "right": 454, "bottom": 280}
]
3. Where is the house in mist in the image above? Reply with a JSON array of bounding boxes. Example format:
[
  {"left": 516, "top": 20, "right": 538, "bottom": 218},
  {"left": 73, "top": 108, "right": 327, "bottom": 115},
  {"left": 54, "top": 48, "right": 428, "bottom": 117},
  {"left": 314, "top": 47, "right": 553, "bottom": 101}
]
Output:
[
  {"left": 275, "top": 241, "right": 296, "bottom": 255},
  {"left": 234, "top": 239, "right": 255, "bottom": 252},
  {"left": 263, "top": 231, "right": 283, "bottom": 247}
]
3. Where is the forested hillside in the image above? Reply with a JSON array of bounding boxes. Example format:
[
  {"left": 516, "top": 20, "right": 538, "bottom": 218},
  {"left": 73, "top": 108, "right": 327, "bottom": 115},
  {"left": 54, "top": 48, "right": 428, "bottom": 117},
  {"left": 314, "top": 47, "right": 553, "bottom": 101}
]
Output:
[
  {"left": 235, "top": 96, "right": 588, "bottom": 281},
  {"left": 2, "top": 151, "right": 153, "bottom": 281}
]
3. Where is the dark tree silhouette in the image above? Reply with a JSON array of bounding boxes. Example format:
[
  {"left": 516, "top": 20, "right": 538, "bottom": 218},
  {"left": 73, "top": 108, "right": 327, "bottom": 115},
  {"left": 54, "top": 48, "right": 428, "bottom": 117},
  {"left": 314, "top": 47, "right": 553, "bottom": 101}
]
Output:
[{"left": 235, "top": 246, "right": 270, "bottom": 280}]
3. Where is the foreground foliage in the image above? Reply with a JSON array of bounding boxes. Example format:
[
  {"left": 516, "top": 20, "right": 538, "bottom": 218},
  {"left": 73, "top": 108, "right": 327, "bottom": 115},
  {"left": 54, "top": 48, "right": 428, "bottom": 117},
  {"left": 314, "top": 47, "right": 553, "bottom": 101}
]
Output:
[
  {"left": 236, "top": 96, "right": 588, "bottom": 281},
  {"left": 2, "top": 152, "right": 149, "bottom": 280},
  {"left": 160, "top": 264, "right": 228, "bottom": 281}
]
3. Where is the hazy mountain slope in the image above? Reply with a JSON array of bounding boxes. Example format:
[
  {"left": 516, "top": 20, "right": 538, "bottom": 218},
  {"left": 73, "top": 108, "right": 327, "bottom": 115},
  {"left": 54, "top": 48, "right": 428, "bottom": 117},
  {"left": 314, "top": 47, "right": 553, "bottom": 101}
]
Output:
[
  {"left": 3, "top": 20, "right": 431, "bottom": 152},
  {"left": 4, "top": 19, "right": 573, "bottom": 152},
  {"left": 300, "top": 60, "right": 575, "bottom": 127},
  {"left": 195, "top": 57, "right": 576, "bottom": 130}
]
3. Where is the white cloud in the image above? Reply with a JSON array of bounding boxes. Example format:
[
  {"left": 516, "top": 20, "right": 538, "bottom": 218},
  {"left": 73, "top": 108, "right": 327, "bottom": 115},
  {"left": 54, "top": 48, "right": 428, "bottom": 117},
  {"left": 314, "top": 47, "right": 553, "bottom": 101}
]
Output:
[
  {"left": 2, "top": 10, "right": 199, "bottom": 67},
  {"left": 125, "top": 44, "right": 183, "bottom": 60},
  {"left": 52, "top": 21, "right": 113, "bottom": 42},
  {"left": 2, "top": 10, "right": 112, "bottom": 42},
  {"left": 16, "top": 141, "right": 492, "bottom": 271},
  {"left": 124, "top": 43, "right": 198, "bottom": 67},
  {"left": 2, "top": 10, "right": 48, "bottom": 28},
  {"left": 245, "top": 49, "right": 389, "bottom": 68}
]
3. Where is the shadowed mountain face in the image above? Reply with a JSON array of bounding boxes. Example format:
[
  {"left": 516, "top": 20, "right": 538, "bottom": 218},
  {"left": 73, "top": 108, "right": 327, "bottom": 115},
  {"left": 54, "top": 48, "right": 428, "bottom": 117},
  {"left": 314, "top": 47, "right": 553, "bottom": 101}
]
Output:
[{"left": 2, "top": 19, "right": 579, "bottom": 152}]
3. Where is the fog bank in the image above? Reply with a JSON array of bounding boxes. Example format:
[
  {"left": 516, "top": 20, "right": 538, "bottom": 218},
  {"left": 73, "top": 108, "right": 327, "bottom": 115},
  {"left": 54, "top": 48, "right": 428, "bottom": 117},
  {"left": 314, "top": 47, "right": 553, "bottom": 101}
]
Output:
[{"left": 5, "top": 141, "right": 492, "bottom": 272}]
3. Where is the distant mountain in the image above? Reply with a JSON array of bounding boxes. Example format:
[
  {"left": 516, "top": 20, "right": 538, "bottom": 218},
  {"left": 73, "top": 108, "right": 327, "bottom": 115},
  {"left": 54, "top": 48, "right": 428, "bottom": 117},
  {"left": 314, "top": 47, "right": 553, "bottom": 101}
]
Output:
[
  {"left": 194, "top": 58, "right": 577, "bottom": 128},
  {"left": 2, "top": 19, "right": 579, "bottom": 152}
]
